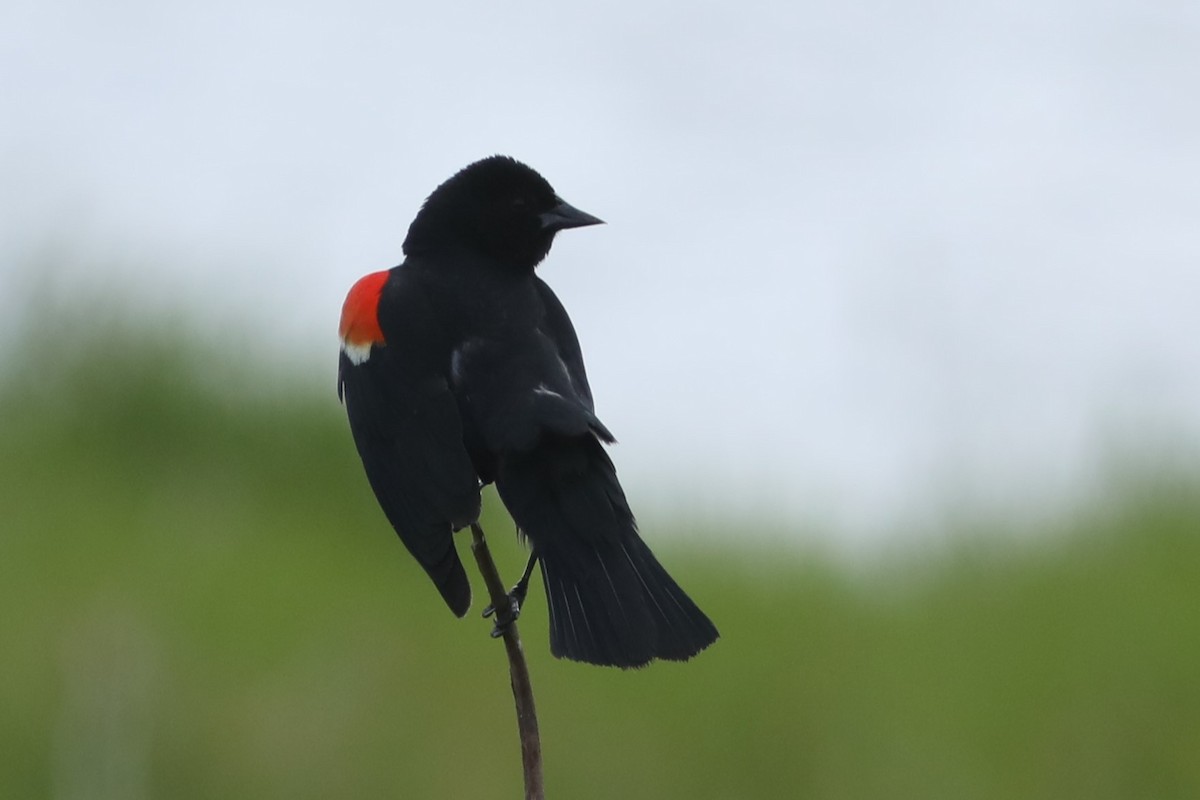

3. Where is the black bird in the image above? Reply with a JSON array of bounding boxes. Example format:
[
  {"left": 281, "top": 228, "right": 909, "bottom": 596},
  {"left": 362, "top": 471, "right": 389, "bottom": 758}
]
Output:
[{"left": 337, "top": 155, "right": 718, "bottom": 668}]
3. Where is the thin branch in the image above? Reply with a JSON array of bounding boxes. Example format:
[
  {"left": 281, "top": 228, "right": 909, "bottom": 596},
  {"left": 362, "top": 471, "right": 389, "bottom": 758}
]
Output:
[{"left": 469, "top": 522, "right": 544, "bottom": 800}]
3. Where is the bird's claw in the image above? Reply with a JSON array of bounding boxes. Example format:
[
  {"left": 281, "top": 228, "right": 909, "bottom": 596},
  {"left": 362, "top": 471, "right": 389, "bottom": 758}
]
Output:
[
  {"left": 482, "top": 581, "right": 529, "bottom": 637},
  {"left": 484, "top": 595, "right": 520, "bottom": 637}
]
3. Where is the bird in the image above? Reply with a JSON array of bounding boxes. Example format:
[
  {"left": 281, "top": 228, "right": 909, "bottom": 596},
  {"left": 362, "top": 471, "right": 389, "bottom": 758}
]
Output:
[{"left": 337, "top": 155, "right": 718, "bottom": 668}]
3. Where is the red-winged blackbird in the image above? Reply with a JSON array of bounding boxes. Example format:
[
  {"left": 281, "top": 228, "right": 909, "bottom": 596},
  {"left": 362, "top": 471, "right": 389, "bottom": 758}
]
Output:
[{"left": 337, "top": 156, "right": 718, "bottom": 668}]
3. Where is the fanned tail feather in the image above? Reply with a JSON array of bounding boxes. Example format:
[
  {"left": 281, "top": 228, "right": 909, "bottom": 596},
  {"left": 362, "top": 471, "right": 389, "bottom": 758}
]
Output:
[{"left": 497, "top": 434, "right": 718, "bottom": 668}]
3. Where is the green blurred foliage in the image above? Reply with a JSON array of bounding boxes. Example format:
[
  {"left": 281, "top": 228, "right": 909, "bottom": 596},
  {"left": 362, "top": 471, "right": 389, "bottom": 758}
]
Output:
[{"left": 1, "top": 316, "right": 1198, "bottom": 799}]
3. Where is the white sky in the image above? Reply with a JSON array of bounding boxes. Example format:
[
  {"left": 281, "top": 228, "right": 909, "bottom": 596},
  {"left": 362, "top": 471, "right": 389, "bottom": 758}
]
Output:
[{"left": 3, "top": 0, "right": 1199, "bottom": 546}]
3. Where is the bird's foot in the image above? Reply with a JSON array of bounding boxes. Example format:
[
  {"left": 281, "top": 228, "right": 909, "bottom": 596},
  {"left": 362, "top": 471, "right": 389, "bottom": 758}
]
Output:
[{"left": 482, "top": 580, "right": 530, "bottom": 638}]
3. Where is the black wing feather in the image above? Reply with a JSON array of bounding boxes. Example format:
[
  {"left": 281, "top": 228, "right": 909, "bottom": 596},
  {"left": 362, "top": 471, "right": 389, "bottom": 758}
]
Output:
[
  {"left": 534, "top": 277, "right": 595, "bottom": 411},
  {"left": 338, "top": 270, "right": 481, "bottom": 617}
]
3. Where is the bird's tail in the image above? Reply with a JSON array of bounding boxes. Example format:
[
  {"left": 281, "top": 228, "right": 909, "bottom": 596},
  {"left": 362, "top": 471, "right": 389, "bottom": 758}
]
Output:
[{"left": 496, "top": 434, "right": 718, "bottom": 668}]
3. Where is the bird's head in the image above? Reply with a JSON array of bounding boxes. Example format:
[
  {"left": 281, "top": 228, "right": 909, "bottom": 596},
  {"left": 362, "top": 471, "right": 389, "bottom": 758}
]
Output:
[{"left": 402, "top": 155, "right": 603, "bottom": 270}]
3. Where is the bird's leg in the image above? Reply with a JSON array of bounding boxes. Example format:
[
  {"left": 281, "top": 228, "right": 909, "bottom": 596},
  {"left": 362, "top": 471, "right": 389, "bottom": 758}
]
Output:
[
  {"left": 508, "top": 550, "right": 538, "bottom": 609},
  {"left": 483, "top": 551, "right": 540, "bottom": 638}
]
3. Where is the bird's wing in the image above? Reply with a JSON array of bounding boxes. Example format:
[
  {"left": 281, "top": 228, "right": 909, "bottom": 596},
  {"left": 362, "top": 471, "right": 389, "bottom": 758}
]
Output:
[
  {"left": 534, "top": 277, "right": 595, "bottom": 411},
  {"left": 451, "top": 328, "right": 614, "bottom": 458},
  {"left": 338, "top": 269, "right": 481, "bottom": 616}
]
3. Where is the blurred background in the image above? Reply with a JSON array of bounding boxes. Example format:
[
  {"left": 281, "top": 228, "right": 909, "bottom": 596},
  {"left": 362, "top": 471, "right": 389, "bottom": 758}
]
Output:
[{"left": 3, "top": 0, "right": 1199, "bottom": 797}]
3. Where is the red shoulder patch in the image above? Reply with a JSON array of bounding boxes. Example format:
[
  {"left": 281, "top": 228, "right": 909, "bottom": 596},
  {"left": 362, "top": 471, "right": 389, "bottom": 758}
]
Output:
[{"left": 339, "top": 271, "right": 389, "bottom": 348}]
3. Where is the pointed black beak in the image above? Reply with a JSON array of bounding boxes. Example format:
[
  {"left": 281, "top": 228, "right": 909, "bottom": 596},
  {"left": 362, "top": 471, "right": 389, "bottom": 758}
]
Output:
[{"left": 540, "top": 198, "right": 605, "bottom": 233}]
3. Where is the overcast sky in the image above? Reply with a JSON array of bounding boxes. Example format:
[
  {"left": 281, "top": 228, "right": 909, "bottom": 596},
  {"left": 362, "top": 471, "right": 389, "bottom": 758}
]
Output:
[{"left": 4, "top": 0, "right": 1199, "bottom": 546}]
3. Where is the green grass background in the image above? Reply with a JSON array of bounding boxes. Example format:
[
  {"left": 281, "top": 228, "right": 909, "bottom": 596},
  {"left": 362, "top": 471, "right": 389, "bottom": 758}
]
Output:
[{"left": 2, "top": 313, "right": 1198, "bottom": 799}]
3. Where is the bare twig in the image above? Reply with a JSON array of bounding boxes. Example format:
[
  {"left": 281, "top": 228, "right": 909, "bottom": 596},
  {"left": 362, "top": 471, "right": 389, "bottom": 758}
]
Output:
[{"left": 469, "top": 522, "right": 544, "bottom": 800}]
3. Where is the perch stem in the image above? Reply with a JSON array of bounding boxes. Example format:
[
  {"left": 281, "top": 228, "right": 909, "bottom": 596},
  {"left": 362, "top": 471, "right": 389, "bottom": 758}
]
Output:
[{"left": 469, "top": 522, "right": 544, "bottom": 800}]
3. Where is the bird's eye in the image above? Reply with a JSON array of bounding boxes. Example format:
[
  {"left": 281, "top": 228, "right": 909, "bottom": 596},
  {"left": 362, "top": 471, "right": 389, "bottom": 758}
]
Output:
[{"left": 511, "top": 196, "right": 529, "bottom": 209}]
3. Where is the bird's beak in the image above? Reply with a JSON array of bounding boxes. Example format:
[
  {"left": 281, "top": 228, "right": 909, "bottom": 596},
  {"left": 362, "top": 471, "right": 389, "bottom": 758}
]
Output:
[{"left": 540, "top": 198, "right": 605, "bottom": 232}]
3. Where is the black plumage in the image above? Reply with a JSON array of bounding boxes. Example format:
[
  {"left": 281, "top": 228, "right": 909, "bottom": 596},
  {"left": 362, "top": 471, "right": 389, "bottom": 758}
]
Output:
[{"left": 338, "top": 155, "right": 718, "bottom": 667}]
